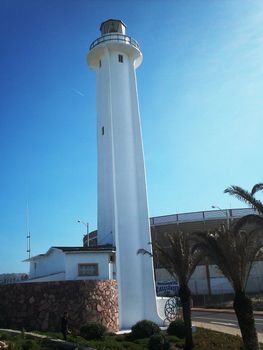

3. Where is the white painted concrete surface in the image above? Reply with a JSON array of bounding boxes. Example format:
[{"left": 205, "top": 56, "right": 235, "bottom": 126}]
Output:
[
  {"left": 26, "top": 248, "right": 114, "bottom": 282},
  {"left": 156, "top": 260, "right": 263, "bottom": 295},
  {"left": 87, "top": 20, "right": 161, "bottom": 329}
]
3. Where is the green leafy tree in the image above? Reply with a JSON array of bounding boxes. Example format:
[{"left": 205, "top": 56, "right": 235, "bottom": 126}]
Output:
[
  {"left": 193, "top": 225, "right": 263, "bottom": 350},
  {"left": 138, "top": 231, "right": 202, "bottom": 350}
]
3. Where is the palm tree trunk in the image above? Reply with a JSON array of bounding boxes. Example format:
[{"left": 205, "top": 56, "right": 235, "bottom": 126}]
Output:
[
  {"left": 233, "top": 291, "right": 259, "bottom": 350},
  {"left": 179, "top": 284, "right": 193, "bottom": 350}
]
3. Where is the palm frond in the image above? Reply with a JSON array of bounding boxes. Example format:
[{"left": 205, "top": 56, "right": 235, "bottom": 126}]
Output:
[
  {"left": 233, "top": 214, "right": 263, "bottom": 233},
  {"left": 192, "top": 225, "right": 263, "bottom": 293},
  {"left": 224, "top": 185, "right": 255, "bottom": 204},
  {"left": 154, "top": 231, "right": 203, "bottom": 285},
  {"left": 193, "top": 229, "right": 240, "bottom": 289},
  {"left": 251, "top": 183, "right": 263, "bottom": 196},
  {"left": 224, "top": 185, "right": 263, "bottom": 214},
  {"left": 137, "top": 248, "right": 153, "bottom": 257}
]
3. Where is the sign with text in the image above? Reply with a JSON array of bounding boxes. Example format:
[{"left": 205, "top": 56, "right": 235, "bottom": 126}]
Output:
[{"left": 156, "top": 280, "right": 179, "bottom": 297}]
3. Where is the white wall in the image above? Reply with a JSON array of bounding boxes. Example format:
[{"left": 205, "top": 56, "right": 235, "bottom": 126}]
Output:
[
  {"left": 156, "top": 297, "right": 169, "bottom": 320},
  {"left": 246, "top": 261, "right": 263, "bottom": 293},
  {"left": 29, "top": 249, "right": 65, "bottom": 279},
  {"left": 156, "top": 261, "right": 263, "bottom": 295},
  {"left": 65, "top": 252, "right": 112, "bottom": 280},
  {"left": 96, "top": 46, "right": 115, "bottom": 245},
  {"left": 28, "top": 250, "right": 115, "bottom": 282},
  {"left": 88, "top": 35, "right": 161, "bottom": 329}
]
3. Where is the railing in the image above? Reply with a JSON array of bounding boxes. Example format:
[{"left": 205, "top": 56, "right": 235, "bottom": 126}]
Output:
[
  {"left": 150, "top": 208, "right": 259, "bottom": 226},
  {"left": 90, "top": 33, "right": 140, "bottom": 51}
]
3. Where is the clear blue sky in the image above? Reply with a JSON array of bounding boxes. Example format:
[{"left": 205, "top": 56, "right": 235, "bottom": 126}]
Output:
[{"left": 0, "top": 0, "right": 262, "bottom": 273}]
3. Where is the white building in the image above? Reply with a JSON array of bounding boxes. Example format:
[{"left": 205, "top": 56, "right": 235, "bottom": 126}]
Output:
[{"left": 24, "top": 246, "right": 115, "bottom": 282}]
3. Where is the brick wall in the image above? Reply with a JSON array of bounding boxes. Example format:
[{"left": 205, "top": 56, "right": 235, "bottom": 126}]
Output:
[{"left": 0, "top": 280, "right": 118, "bottom": 332}]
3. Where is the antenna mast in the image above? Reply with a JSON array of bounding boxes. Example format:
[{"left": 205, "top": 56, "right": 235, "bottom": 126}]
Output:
[
  {"left": 27, "top": 232, "right": 31, "bottom": 259},
  {"left": 26, "top": 201, "right": 31, "bottom": 259}
]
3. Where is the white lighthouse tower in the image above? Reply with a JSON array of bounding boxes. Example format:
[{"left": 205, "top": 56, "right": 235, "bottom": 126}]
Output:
[{"left": 87, "top": 19, "right": 161, "bottom": 329}]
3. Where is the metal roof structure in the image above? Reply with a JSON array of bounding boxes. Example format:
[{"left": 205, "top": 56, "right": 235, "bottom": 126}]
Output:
[{"left": 23, "top": 245, "right": 115, "bottom": 262}]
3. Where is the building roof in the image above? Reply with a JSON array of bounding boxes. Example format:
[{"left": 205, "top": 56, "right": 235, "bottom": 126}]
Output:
[
  {"left": 100, "top": 19, "right": 126, "bottom": 31},
  {"left": 23, "top": 245, "right": 115, "bottom": 262},
  {"left": 150, "top": 207, "right": 258, "bottom": 226},
  {"left": 53, "top": 245, "right": 115, "bottom": 252}
]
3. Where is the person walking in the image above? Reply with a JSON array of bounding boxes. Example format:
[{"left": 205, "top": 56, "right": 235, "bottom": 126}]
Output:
[{"left": 61, "top": 311, "right": 70, "bottom": 341}]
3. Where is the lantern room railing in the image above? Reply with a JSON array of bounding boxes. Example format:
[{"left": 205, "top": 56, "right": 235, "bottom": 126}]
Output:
[{"left": 90, "top": 33, "right": 140, "bottom": 51}]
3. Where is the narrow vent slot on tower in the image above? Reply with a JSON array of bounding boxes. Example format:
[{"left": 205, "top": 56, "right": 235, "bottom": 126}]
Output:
[
  {"left": 99, "top": 60, "right": 102, "bottom": 67},
  {"left": 102, "top": 126, "right": 104, "bottom": 135},
  {"left": 118, "top": 54, "right": 123, "bottom": 63}
]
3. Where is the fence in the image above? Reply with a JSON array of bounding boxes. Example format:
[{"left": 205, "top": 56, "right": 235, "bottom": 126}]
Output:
[
  {"left": 151, "top": 208, "right": 258, "bottom": 226},
  {"left": 191, "top": 276, "right": 263, "bottom": 309}
]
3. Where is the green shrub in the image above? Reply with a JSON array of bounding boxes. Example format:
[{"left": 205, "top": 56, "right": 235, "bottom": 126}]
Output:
[
  {"left": 39, "top": 338, "right": 60, "bottom": 349},
  {"left": 80, "top": 322, "right": 106, "bottom": 340},
  {"left": 70, "top": 327, "right": 80, "bottom": 337},
  {"left": 21, "top": 339, "right": 40, "bottom": 350},
  {"left": 7, "top": 343, "right": 21, "bottom": 350},
  {"left": 131, "top": 320, "right": 160, "bottom": 339},
  {"left": 107, "top": 332, "right": 116, "bottom": 337},
  {"left": 0, "top": 333, "right": 10, "bottom": 341},
  {"left": 167, "top": 320, "right": 185, "bottom": 338},
  {"left": 148, "top": 333, "right": 170, "bottom": 350}
]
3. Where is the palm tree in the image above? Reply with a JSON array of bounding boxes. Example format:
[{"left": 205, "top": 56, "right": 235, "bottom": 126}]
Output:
[
  {"left": 193, "top": 225, "right": 263, "bottom": 350},
  {"left": 224, "top": 183, "right": 263, "bottom": 233},
  {"left": 138, "top": 230, "right": 202, "bottom": 350},
  {"left": 224, "top": 183, "right": 263, "bottom": 214}
]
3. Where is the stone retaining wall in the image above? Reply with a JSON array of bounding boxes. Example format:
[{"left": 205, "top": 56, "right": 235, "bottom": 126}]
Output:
[{"left": 0, "top": 280, "right": 118, "bottom": 332}]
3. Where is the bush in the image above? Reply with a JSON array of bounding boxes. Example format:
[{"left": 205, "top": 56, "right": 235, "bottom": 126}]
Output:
[
  {"left": 167, "top": 320, "right": 185, "bottom": 338},
  {"left": 80, "top": 322, "right": 107, "bottom": 340},
  {"left": 21, "top": 339, "right": 40, "bottom": 350},
  {"left": 5, "top": 343, "right": 20, "bottom": 350},
  {"left": 148, "top": 334, "right": 170, "bottom": 350},
  {"left": 0, "top": 333, "right": 11, "bottom": 341},
  {"left": 39, "top": 339, "right": 61, "bottom": 349},
  {"left": 131, "top": 320, "right": 160, "bottom": 339},
  {"left": 70, "top": 327, "right": 80, "bottom": 337}
]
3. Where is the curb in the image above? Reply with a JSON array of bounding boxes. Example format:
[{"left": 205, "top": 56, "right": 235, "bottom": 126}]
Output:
[{"left": 192, "top": 308, "right": 263, "bottom": 316}]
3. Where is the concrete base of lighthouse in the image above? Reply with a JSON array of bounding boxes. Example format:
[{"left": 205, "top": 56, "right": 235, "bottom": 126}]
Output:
[{"left": 116, "top": 249, "right": 163, "bottom": 330}]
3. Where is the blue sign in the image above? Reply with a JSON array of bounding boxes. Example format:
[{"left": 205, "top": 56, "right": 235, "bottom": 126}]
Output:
[{"left": 156, "top": 280, "right": 179, "bottom": 297}]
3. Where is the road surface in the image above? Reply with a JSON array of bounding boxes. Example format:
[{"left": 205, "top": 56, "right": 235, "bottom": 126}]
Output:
[{"left": 192, "top": 310, "right": 263, "bottom": 333}]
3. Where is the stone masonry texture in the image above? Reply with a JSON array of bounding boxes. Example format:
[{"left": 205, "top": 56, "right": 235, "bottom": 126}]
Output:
[{"left": 0, "top": 280, "right": 118, "bottom": 332}]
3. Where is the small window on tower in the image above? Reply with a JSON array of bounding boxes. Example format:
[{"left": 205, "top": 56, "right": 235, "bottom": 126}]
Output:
[
  {"left": 118, "top": 54, "right": 123, "bottom": 63},
  {"left": 99, "top": 60, "right": 102, "bottom": 68},
  {"left": 102, "top": 126, "right": 104, "bottom": 135}
]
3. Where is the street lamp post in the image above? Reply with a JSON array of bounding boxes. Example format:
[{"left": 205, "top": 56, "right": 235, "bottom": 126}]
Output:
[
  {"left": 77, "top": 220, "right": 89, "bottom": 246},
  {"left": 211, "top": 205, "right": 230, "bottom": 230}
]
